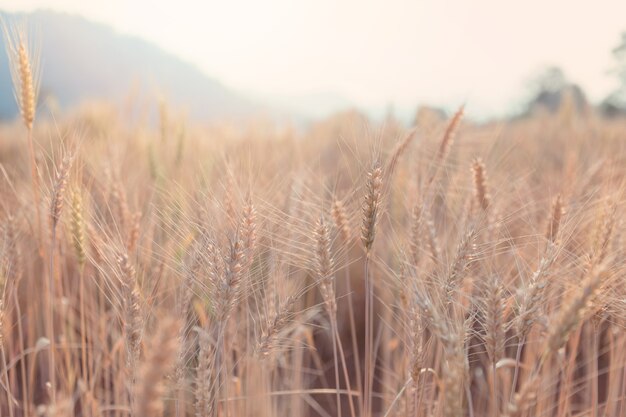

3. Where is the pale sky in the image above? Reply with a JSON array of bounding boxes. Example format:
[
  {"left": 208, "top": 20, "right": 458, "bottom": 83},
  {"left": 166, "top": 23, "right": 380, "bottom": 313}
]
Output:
[{"left": 2, "top": 0, "right": 626, "bottom": 118}]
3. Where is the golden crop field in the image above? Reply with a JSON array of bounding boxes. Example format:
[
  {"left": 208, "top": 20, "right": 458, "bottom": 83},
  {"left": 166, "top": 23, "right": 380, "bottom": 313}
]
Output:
[{"left": 1, "top": 20, "right": 626, "bottom": 417}]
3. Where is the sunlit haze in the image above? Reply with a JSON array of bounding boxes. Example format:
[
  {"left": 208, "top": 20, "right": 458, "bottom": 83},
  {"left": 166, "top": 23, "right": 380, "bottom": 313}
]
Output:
[{"left": 3, "top": 0, "right": 626, "bottom": 118}]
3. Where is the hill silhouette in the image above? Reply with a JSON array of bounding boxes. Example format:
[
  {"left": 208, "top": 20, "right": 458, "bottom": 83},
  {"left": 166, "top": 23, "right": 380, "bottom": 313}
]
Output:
[{"left": 0, "top": 10, "right": 258, "bottom": 121}]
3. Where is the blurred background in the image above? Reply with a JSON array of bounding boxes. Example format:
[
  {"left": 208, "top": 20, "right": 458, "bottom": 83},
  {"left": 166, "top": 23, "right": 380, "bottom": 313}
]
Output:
[{"left": 1, "top": 0, "right": 626, "bottom": 124}]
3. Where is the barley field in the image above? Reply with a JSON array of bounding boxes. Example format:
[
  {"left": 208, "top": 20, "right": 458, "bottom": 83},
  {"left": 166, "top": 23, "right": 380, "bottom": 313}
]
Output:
[{"left": 1, "top": 23, "right": 626, "bottom": 417}]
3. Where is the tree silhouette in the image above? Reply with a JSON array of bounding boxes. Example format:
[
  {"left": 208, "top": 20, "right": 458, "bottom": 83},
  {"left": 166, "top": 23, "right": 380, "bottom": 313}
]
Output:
[
  {"left": 602, "top": 32, "right": 626, "bottom": 116},
  {"left": 524, "top": 66, "right": 587, "bottom": 116}
]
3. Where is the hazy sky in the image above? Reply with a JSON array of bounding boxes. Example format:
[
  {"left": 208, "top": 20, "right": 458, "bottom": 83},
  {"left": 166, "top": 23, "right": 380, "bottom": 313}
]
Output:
[{"left": 2, "top": 0, "right": 626, "bottom": 117}]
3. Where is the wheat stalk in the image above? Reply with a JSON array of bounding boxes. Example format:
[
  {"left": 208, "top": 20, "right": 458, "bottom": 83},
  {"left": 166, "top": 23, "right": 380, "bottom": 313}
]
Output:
[
  {"left": 126, "top": 211, "right": 141, "bottom": 253},
  {"left": 2, "top": 22, "right": 40, "bottom": 131},
  {"left": 471, "top": 158, "right": 490, "bottom": 212},
  {"left": 119, "top": 252, "right": 143, "bottom": 372},
  {"left": 361, "top": 161, "right": 383, "bottom": 253},
  {"left": 545, "top": 194, "right": 563, "bottom": 243},
  {"left": 385, "top": 128, "right": 418, "bottom": 181},
  {"left": 256, "top": 295, "right": 297, "bottom": 359},
  {"left": 50, "top": 155, "right": 74, "bottom": 233},
  {"left": 408, "top": 205, "right": 422, "bottom": 266},
  {"left": 444, "top": 227, "right": 477, "bottom": 298},
  {"left": 545, "top": 267, "right": 606, "bottom": 354},
  {"left": 196, "top": 331, "right": 216, "bottom": 417},
  {"left": 239, "top": 195, "right": 257, "bottom": 271},
  {"left": 331, "top": 198, "right": 352, "bottom": 244},
  {"left": 315, "top": 216, "right": 336, "bottom": 316},
  {"left": 361, "top": 160, "right": 383, "bottom": 417},
  {"left": 437, "top": 106, "right": 464, "bottom": 162},
  {"left": 70, "top": 189, "right": 86, "bottom": 266},
  {"left": 134, "top": 318, "right": 180, "bottom": 417}
]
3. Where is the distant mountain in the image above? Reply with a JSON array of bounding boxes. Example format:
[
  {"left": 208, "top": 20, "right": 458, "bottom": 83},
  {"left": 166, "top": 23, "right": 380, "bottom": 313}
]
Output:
[{"left": 0, "top": 10, "right": 257, "bottom": 121}]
